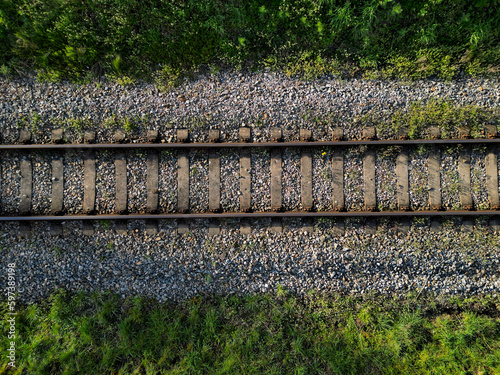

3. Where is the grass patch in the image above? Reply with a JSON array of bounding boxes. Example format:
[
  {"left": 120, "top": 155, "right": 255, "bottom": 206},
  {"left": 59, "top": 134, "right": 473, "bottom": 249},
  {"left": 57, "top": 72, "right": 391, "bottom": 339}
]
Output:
[
  {"left": 376, "top": 99, "right": 500, "bottom": 139},
  {"left": 1, "top": 290, "right": 499, "bottom": 374},
  {"left": 0, "top": 0, "right": 499, "bottom": 82}
]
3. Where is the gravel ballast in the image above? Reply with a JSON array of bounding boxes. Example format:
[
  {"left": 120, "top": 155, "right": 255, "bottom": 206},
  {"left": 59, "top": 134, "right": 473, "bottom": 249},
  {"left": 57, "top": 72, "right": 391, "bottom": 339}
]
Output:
[{"left": 0, "top": 72, "right": 499, "bottom": 302}]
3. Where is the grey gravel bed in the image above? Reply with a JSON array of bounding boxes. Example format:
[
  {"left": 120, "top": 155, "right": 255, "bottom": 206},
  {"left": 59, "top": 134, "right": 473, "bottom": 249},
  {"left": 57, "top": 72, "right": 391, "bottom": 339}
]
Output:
[
  {"left": 62, "top": 151, "right": 84, "bottom": 214},
  {"left": 344, "top": 148, "right": 364, "bottom": 211},
  {"left": 3, "top": 219, "right": 499, "bottom": 304},
  {"left": 220, "top": 149, "right": 239, "bottom": 212},
  {"left": 313, "top": 148, "right": 334, "bottom": 211},
  {"left": 95, "top": 150, "right": 115, "bottom": 213},
  {"left": 408, "top": 147, "right": 429, "bottom": 210},
  {"left": 127, "top": 151, "right": 147, "bottom": 213},
  {"left": 441, "top": 146, "right": 461, "bottom": 210},
  {"left": 1, "top": 74, "right": 499, "bottom": 145},
  {"left": 376, "top": 149, "right": 398, "bottom": 211},
  {"left": 30, "top": 152, "right": 51, "bottom": 214},
  {"left": 251, "top": 148, "right": 271, "bottom": 212},
  {"left": 189, "top": 150, "right": 209, "bottom": 212},
  {"left": 471, "top": 147, "right": 488, "bottom": 209},
  {"left": 282, "top": 148, "right": 301, "bottom": 211}
]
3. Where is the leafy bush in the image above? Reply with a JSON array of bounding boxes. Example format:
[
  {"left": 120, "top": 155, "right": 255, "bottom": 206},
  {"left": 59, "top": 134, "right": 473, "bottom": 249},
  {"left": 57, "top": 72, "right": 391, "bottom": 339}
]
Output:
[{"left": 0, "top": 0, "right": 499, "bottom": 81}]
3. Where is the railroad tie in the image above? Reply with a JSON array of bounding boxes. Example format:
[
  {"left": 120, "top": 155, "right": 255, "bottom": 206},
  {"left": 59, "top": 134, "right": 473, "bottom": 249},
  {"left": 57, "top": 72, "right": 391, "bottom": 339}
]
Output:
[
  {"left": 146, "top": 146, "right": 159, "bottom": 235},
  {"left": 484, "top": 125, "right": 498, "bottom": 139},
  {"left": 300, "top": 129, "right": 314, "bottom": 233},
  {"left": 239, "top": 128, "right": 252, "bottom": 212},
  {"left": 430, "top": 217, "right": 442, "bottom": 232},
  {"left": 395, "top": 219, "right": 410, "bottom": 233},
  {"left": 300, "top": 129, "right": 313, "bottom": 210},
  {"left": 239, "top": 128, "right": 252, "bottom": 234},
  {"left": 458, "top": 147, "right": 473, "bottom": 210},
  {"left": 50, "top": 221, "right": 63, "bottom": 236},
  {"left": 302, "top": 218, "right": 314, "bottom": 234},
  {"left": 177, "top": 220, "right": 189, "bottom": 235},
  {"left": 270, "top": 128, "right": 283, "bottom": 233},
  {"left": 83, "top": 131, "right": 96, "bottom": 235},
  {"left": 208, "top": 219, "right": 219, "bottom": 236},
  {"left": 363, "top": 150, "right": 377, "bottom": 211},
  {"left": 365, "top": 219, "right": 377, "bottom": 235},
  {"left": 83, "top": 221, "right": 95, "bottom": 236},
  {"left": 177, "top": 129, "right": 190, "bottom": 234},
  {"left": 115, "top": 220, "right": 127, "bottom": 235},
  {"left": 485, "top": 146, "right": 499, "bottom": 210},
  {"left": 485, "top": 145, "right": 500, "bottom": 233},
  {"left": 18, "top": 129, "right": 31, "bottom": 144},
  {"left": 396, "top": 149, "right": 410, "bottom": 211},
  {"left": 461, "top": 218, "right": 473, "bottom": 233},
  {"left": 491, "top": 217, "right": 500, "bottom": 234},
  {"left": 332, "top": 219, "right": 345, "bottom": 236},
  {"left": 18, "top": 222, "right": 31, "bottom": 239},
  {"left": 209, "top": 129, "right": 221, "bottom": 235},
  {"left": 50, "top": 152, "right": 64, "bottom": 236},
  {"left": 240, "top": 219, "right": 251, "bottom": 235}
]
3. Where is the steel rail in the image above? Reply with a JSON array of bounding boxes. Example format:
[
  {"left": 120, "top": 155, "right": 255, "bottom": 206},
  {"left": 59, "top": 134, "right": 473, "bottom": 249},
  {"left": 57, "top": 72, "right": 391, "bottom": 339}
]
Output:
[
  {"left": 1, "top": 138, "right": 500, "bottom": 150},
  {"left": 1, "top": 210, "right": 499, "bottom": 221}
]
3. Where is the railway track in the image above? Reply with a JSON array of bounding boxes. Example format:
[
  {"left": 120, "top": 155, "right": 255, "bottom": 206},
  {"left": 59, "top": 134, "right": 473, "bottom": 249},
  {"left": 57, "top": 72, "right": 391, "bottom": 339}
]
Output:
[{"left": 1, "top": 126, "right": 499, "bottom": 237}]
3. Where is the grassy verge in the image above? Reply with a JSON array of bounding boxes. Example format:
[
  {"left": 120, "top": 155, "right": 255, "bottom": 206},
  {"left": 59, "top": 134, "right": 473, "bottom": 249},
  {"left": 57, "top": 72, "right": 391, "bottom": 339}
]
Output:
[
  {"left": 0, "top": 0, "right": 499, "bottom": 83},
  {"left": 1, "top": 290, "right": 499, "bottom": 374}
]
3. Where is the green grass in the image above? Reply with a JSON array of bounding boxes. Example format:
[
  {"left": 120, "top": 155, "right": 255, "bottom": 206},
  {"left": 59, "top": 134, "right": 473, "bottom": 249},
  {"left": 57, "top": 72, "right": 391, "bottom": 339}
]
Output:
[
  {"left": 377, "top": 99, "right": 500, "bottom": 139},
  {"left": 0, "top": 0, "right": 499, "bottom": 83},
  {"left": 1, "top": 290, "right": 499, "bottom": 374}
]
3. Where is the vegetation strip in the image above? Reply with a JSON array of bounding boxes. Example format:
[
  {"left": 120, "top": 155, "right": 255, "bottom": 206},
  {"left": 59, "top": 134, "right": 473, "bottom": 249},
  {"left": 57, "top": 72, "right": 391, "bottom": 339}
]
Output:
[
  {"left": 1, "top": 1, "right": 499, "bottom": 82},
  {"left": 1, "top": 290, "right": 499, "bottom": 374}
]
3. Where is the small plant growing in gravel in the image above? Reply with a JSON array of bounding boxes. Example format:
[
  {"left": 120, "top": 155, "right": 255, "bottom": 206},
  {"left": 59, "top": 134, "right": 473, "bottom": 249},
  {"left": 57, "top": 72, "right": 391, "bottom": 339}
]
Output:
[
  {"left": 30, "top": 111, "right": 43, "bottom": 133},
  {"left": 65, "top": 117, "right": 90, "bottom": 135},
  {"left": 477, "top": 202, "right": 490, "bottom": 210},
  {"left": 154, "top": 65, "right": 184, "bottom": 92},
  {"left": 122, "top": 117, "right": 136, "bottom": 134},
  {"left": 16, "top": 116, "right": 28, "bottom": 129},
  {"left": 99, "top": 220, "right": 111, "bottom": 229},
  {"left": 52, "top": 246, "right": 62, "bottom": 257}
]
